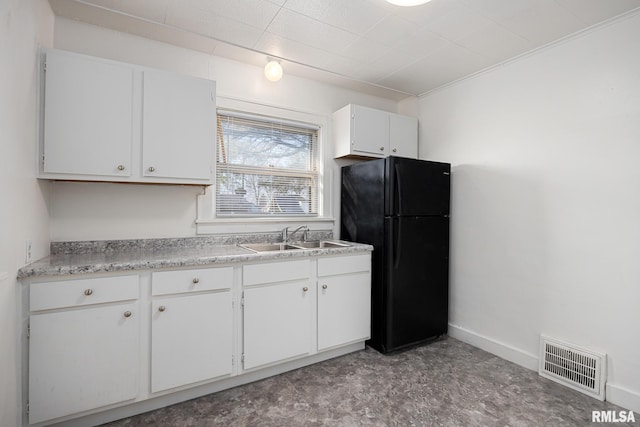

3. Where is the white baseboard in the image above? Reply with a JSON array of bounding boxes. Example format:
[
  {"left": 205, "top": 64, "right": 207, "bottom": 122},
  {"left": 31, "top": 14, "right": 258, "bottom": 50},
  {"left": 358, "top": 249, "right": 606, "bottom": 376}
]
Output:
[
  {"left": 448, "top": 323, "right": 538, "bottom": 371},
  {"left": 448, "top": 324, "right": 640, "bottom": 414},
  {"left": 606, "top": 383, "right": 640, "bottom": 414}
]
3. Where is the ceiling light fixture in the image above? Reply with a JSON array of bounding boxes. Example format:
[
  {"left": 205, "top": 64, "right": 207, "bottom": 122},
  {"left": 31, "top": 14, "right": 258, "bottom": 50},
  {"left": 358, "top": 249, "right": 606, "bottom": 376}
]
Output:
[
  {"left": 264, "top": 60, "right": 283, "bottom": 82},
  {"left": 385, "top": 0, "right": 432, "bottom": 6}
]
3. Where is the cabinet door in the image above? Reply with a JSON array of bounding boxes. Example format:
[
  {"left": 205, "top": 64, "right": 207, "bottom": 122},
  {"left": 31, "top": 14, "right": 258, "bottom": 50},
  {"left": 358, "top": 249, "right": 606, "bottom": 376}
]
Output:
[
  {"left": 389, "top": 113, "right": 418, "bottom": 159},
  {"left": 351, "top": 105, "right": 388, "bottom": 157},
  {"left": 29, "top": 303, "right": 139, "bottom": 424},
  {"left": 142, "top": 70, "right": 215, "bottom": 182},
  {"left": 43, "top": 51, "right": 133, "bottom": 177},
  {"left": 151, "top": 292, "right": 232, "bottom": 393},
  {"left": 243, "top": 282, "right": 312, "bottom": 370},
  {"left": 318, "top": 272, "right": 371, "bottom": 350}
]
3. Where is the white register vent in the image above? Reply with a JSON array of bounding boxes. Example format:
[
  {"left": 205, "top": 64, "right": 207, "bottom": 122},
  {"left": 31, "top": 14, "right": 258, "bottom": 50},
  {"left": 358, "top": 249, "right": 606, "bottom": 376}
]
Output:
[{"left": 539, "top": 335, "right": 606, "bottom": 401}]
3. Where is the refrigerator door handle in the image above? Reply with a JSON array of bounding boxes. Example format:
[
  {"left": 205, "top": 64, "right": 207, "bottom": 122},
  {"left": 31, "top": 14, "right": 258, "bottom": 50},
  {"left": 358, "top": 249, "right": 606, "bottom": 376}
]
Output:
[
  {"left": 394, "top": 163, "right": 402, "bottom": 215},
  {"left": 394, "top": 219, "right": 402, "bottom": 269}
]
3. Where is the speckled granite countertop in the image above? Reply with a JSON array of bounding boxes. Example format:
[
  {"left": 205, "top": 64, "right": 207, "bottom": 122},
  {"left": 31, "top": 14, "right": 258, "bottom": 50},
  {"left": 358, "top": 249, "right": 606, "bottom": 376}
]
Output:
[{"left": 17, "top": 234, "right": 373, "bottom": 279}]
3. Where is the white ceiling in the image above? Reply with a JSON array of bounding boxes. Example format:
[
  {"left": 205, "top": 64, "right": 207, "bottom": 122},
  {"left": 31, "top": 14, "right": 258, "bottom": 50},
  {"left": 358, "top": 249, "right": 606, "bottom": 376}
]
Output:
[{"left": 49, "top": 0, "right": 640, "bottom": 99}]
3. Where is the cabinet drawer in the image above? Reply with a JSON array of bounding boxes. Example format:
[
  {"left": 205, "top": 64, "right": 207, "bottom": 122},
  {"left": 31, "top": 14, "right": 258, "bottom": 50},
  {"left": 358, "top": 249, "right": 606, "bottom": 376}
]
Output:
[
  {"left": 30, "top": 275, "right": 139, "bottom": 311},
  {"left": 243, "top": 259, "right": 310, "bottom": 286},
  {"left": 318, "top": 254, "right": 371, "bottom": 277},
  {"left": 152, "top": 267, "right": 233, "bottom": 296}
]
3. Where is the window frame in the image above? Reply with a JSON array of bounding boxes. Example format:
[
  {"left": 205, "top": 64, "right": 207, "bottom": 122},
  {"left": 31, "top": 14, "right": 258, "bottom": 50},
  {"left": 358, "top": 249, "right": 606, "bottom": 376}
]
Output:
[
  {"left": 196, "top": 97, "right": 334, "bottom": 235},
  {"left": 215, "top": 109, "right": 320, "bottom": 218}
]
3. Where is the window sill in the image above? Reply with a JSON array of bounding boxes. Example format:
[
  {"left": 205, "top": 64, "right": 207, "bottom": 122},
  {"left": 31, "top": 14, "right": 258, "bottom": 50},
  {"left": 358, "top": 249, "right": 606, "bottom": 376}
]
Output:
[{"left": 196, "top": 217, "right": 335, "bottom": 235}]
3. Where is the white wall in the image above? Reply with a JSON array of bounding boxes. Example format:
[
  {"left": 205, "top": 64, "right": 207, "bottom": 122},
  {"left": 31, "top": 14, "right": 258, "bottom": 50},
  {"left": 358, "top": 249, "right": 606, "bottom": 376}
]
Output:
[
  {"left": 50, "top": 18, "right": 402, "bottom": 241},
  {"left": 0, "top": 0, "right": 54, "bottom": 425},
  {"left": 419, "top": 12, "right": 640, "bottom": 412}
]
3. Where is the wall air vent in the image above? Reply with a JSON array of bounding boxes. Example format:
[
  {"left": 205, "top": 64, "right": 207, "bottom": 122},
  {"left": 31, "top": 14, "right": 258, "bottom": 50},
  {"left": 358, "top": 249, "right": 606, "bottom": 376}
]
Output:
[{"left": 539, "top": 335, "right": 606, "bottom": 401}]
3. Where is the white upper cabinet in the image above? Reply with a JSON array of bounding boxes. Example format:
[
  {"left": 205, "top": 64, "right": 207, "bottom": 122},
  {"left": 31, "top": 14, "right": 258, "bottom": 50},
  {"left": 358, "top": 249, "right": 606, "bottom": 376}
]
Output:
[
  {"left": 345, "top": 105, "right": 388, "bottom": 157},
  {"left": 333, "top": 104, "right": 418, "bottom": 159},
  {"left": 142, "top": 70, "right": 215, "bottom": 181},
  {"left": 389, "top": 112, "right": 418, "bottom": 159},
  {"left": 39, "top": 49, "right": 216, "bottom": 184},
  {"left": 42, "top": 52, "right": 134, "bottom": 177}
]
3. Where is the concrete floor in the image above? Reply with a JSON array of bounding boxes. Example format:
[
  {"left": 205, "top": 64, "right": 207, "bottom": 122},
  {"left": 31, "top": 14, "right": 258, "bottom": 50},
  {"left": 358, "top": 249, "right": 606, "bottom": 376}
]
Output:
[{"left": 104, "top": 337, "right": 637, "bottom": 426}]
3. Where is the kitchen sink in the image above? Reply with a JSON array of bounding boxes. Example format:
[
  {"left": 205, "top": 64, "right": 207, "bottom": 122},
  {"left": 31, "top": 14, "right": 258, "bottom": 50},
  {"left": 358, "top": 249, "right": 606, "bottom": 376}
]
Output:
[
  {"left": 291, "top": 240, "right": 350, "bottom": 249},
  {"left": 240, "top": 243, "right": 303, "bottom": 253},
  {"left": 240, "top": 240, "right": 351, "bottom": 253}
]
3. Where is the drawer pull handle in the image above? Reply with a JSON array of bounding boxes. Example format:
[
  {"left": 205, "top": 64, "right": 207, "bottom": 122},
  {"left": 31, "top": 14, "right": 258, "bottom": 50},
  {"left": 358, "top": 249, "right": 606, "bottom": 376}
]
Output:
[
  {"left": 158, "top": 306, "right": 166, "bottom": 312},
  {"left": 192, "top": 278, "right": 200, "bottom": 284},
  {"left": 322, "top": 284, "right": 328, "bottom": 290},
  {"left": 303, "top": 287, "right": 309, "bottom": 292},
  {"left": 84, "top": 289, "right": 93, "bottom": 296},
  {"left": 148, "top": 166, "right": 155, "bottom": 172},
  {"left": 117, "top": 164, "right": 125, "bottom": 171},
  {"left": 124, "top": 311, "right": 132, "bottom": 318}
]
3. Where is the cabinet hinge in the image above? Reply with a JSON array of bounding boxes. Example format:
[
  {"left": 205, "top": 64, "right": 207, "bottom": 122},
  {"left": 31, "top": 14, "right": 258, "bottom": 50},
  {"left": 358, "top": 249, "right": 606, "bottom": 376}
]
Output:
[
  {"left": 26, "top": 401, "right": 29, "bottom": 415},
  {"left": 43, "top": 60, "right": 46, "bottom": 72},
  {"left": 241, "top": 353, "right": 245, "bottom": 364},
  {"left": 232, "top": 355, "right": 235, "bottom": 366},
  {"left": 27, "top": 324, "right": 30, "bottom": 339},
  {"left": 241, "top": 293, "right": 244, "bottom": 307}
]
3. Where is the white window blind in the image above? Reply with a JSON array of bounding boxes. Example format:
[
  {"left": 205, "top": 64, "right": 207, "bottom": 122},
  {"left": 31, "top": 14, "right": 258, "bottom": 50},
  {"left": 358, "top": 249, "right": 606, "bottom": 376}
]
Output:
[{"left": 216, "top": 110, "right": 319, "bottom": 217}]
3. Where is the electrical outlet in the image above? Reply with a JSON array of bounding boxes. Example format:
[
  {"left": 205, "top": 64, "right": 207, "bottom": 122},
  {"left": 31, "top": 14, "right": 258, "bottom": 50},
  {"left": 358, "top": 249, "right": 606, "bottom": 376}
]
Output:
[{"left": 25, "top": 241, "right": 32, "bottom": 264}]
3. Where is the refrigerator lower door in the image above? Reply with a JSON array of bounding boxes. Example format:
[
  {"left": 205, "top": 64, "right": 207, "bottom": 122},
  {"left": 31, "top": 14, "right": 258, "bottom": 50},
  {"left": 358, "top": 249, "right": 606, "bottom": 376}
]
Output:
[{"left": 383, "top": 216, "right": 449, "bottom": 352}]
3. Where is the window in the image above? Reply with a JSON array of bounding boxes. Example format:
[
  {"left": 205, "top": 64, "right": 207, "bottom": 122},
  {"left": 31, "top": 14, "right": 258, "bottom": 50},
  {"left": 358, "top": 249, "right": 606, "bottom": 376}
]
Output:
[{"left": 215, "top": 110, "right": 320, "bottom": 217}]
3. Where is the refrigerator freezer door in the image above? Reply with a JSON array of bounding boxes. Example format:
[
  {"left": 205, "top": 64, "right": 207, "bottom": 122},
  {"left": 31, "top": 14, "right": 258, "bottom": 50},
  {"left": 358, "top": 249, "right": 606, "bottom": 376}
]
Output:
[
  {"left": 383, "top": 216, "right": 449, "bottom": 352},
  {"left": 385, "top": 157, "right": 450, "bottom": 217}
]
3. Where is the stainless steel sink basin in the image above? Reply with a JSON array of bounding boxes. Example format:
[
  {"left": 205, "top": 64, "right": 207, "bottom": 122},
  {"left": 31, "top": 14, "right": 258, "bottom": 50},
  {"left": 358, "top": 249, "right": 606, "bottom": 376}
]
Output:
[
  {"left": 240, "top": 243, "right": 303, "bottom": 253},
  {"left": 240, "top": 240, "right": 350, "bottom": 253},
  {"left": 291, "top": 240, "right": 351, "bottom": 249}
]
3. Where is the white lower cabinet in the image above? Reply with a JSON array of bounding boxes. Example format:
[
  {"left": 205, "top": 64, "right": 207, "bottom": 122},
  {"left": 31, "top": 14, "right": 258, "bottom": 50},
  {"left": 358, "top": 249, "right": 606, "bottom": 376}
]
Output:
[
  {"left": 242, "top": 259, "right": 312, "bottom": 370},
  {"left": 317, "top": 254, "right": 372, "bottom": 350},
  {"left": 28, "top": 275, "right": 140, "bottom": 424},
  {"left": 150, "top": 267, "right": 233, "bottom": 393},
  {"left": 151, "top": 292, "right": 232, "bottom": 392},
  {"left": 24, "top": 252, "right": 371, "bottom": 425},
  {"left": 243, "top": 281, "right": 312, "bottom": 369}
]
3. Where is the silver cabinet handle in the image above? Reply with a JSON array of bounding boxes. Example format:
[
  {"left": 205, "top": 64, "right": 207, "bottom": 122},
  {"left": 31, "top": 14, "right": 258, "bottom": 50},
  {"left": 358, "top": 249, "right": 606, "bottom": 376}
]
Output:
[
  {"left": 158, "top": 306, "right": 166, "bottom": 312},
  {"left": 117, "top": 164, "right": 125, "bottom": 171},
  {"left": 124, "top": 311, "right": 132, "bottom": 318},
  {"left": 148, "top": 166, "right": 155, "bottom": 172},
  {"left": 192, "top": 278, "right": 200, "bottom": 284},
  {"left": 84, "top": 289, "right": 93, "bottom": 296},
  {"left": 379, "top": 146, "right": 385, "bottom": 151},
  {"left": 392, "top": 148, "right": 397, "bottom": 153},
  {"left": 322, "top": 284, "right": 328, "bottom": 289},
  {"left": 303, "top": 287, "right": 309, "bottom": 292}
]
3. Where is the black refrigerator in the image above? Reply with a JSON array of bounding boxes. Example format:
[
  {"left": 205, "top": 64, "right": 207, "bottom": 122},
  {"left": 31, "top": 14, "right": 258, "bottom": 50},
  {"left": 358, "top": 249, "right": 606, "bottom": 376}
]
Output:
[{"left": 341, "top": 156, "right": 450, "bottom": 354}]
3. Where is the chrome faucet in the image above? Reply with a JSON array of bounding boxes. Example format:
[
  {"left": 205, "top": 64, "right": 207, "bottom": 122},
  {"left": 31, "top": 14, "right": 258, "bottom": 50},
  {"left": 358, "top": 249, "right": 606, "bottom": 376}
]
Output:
[{"left": 282, "top": 225, "right": 308, "bottom": 243}]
